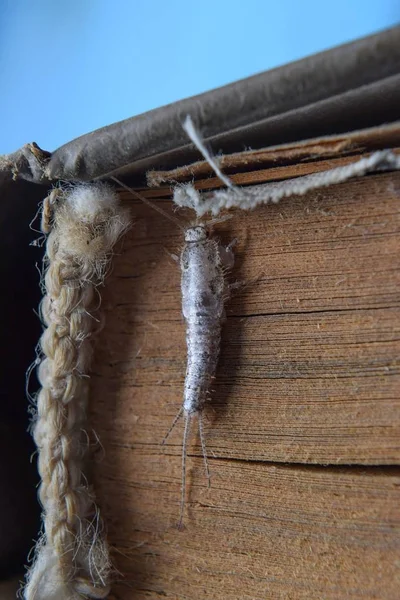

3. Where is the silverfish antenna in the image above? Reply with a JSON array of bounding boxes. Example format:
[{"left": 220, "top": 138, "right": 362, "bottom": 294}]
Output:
[{"left": 110, "top": 175, "right": 185, "bottom": 231}]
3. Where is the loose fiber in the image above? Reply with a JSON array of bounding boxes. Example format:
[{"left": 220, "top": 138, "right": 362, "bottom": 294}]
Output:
[
  {"left": 24, "top": 183, "right": 130, "bottom": 600},
  {"left": 174, "top": 119, "right": 400, "bottom": 216}
]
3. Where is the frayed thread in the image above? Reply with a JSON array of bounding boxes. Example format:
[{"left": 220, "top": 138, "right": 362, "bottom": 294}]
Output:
[
  {"left": 24, "top": 183, "right": 130, "bottom": 600},
  {"left": 174, "top": 117, "right": 400, "bottom": 216}
]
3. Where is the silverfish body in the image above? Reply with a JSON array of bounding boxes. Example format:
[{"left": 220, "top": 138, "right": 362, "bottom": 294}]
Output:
[
  {"left": 108, "top": 177, "right": 236, "bottom": 526},
  {"left": 177, "top": 223, "right": 234, "bottom": 525},
  {"left": 182, "top": 225, "right": 233, "bottom": 414}
]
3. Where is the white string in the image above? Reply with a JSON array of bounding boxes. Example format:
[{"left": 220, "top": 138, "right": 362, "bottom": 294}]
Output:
[
  {"left": 173, "top": 147, "right": 400, "bottom": 217},
  {"left": 183, "top": 115, "right": 236, "bottom": 192}
]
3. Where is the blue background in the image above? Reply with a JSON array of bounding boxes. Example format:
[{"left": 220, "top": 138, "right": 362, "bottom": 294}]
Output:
[{"left": 0, "top": 0, "right": 399, "bottom": 153}]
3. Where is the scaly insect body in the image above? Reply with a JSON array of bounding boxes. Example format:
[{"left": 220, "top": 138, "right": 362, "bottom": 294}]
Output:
[
  {"left": 111, "top": 178, "right": 235, "bottom": 527},
  {"left": 182, "top": 225, "right": 230, "bottom": 414},
  {"left": 177, "top": 224, "right": 234, "bottom": 525}
]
